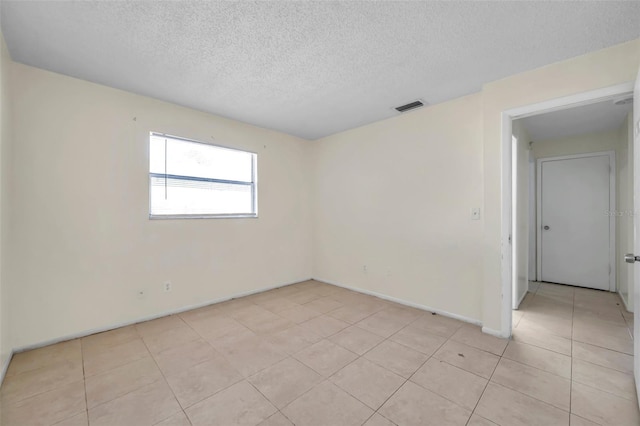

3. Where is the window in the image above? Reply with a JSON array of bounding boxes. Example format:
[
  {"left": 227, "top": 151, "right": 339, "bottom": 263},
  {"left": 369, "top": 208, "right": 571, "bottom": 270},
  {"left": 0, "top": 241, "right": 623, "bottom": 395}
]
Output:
[{"left": 149, "top": 133, "right": 257, "bottom": 218}]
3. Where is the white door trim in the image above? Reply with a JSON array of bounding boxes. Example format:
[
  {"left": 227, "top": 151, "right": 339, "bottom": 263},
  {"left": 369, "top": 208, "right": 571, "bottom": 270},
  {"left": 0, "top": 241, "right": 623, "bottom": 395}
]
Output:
[
  {"left": 498, "top": 81, "right": 634, "bottom": 339},
  {"left": 528, "top": 154, "right": 537, "bottom": 282},
  {"left": 536, "top": 151, "right": 616, "bottom": 292}
]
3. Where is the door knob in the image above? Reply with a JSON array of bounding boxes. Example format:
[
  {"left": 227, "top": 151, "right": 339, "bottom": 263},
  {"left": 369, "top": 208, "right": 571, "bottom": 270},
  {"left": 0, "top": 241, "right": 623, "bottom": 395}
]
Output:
[
  {"left": 543, "top": 225, "right": 550, "bottom": 230},
  {"left": 625, "top": 253, "right": 640, "bottom": 263}
]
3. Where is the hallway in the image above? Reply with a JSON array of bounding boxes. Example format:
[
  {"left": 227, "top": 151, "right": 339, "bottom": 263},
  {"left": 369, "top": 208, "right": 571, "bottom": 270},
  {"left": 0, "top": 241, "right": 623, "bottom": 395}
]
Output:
[{"left": 511, "top": 282, "right": 637, "bottom": 425}]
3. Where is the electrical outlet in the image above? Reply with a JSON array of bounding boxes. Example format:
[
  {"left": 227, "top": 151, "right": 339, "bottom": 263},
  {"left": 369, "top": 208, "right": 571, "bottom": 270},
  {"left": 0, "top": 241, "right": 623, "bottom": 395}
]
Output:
[
  {"left": 471, "top": 207, "right": 481, "bottom": 220},
  {"left": 164, "top": 281, "right": 172, "bottom": 292}
]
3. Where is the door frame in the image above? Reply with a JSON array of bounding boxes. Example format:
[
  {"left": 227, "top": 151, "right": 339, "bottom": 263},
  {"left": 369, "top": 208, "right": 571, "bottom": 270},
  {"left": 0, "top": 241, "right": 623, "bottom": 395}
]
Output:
[
  {"left": 536, "top": 151, "right": 616, "bottom": 291},
  {"left": 528, "top": 154, "right": 537, "bottom": 282},
  {"left": 499, "top": 81, "right": 634, "bottom": 339}
]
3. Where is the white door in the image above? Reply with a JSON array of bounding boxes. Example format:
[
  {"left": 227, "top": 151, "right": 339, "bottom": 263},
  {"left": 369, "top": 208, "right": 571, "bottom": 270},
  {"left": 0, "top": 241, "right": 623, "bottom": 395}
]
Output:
[
  {"left": 631, "top": 68, "right": 640, "bottom": 407},
  {"left": 539, "top": 153, "right": 613, "bottom": 290}
]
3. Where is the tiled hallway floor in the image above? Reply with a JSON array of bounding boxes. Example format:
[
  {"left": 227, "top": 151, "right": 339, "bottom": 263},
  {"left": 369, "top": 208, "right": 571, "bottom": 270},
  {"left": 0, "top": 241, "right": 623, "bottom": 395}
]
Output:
[
  {"left": 511, "top": 282, "right": 638, "bottom": 425},
  {"left": 0, "top": 280, "right": 637, "bottom": 425}
]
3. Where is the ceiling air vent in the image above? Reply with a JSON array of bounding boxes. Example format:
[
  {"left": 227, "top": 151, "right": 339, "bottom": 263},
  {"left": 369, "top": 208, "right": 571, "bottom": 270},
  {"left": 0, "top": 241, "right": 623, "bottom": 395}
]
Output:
[{"left": 395, "top": 100, "right": 425, "bottom": 113}]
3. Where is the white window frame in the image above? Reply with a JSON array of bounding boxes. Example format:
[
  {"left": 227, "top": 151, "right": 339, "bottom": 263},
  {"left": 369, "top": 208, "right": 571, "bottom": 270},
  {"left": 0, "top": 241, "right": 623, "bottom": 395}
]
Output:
[{"left": 148, "top": 132, "right": 258, "bottom": 220}]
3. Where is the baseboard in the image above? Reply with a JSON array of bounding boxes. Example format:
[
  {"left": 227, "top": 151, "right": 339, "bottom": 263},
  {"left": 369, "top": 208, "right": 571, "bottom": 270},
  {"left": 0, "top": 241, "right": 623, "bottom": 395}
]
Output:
[
  {"left": 313, "top": 277, "right": 482, "bottom": 327},
  {"left": 482, "top": 326, "right": 510, "bottom": 339},
  {"left": 618, "top": 290, "right": 633, "bottom": 313},
  {"left": 0, "top": 350, "right": 13, "bottom": 386},
  {"left": 513, "top": 288, "right": 528, "bottom": 310},
  {"left": 11, "top": 277, "right": 312, "bottom": 355}
]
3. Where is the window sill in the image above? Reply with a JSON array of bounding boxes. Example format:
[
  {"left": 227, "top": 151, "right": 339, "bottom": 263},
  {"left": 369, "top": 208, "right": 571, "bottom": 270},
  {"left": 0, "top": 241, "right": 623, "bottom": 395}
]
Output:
[{"left": 149, "top": 214, "right": 258, "bottom": 220}]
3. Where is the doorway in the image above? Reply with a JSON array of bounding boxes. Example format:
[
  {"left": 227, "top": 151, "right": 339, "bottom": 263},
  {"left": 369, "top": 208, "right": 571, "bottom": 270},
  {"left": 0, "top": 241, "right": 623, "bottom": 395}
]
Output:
[
  {"left": 501, "top": 83, "right": 639, "bottom": 420},
  {"left": 500, "top": 82, "right": 635, "bottom": 338}
]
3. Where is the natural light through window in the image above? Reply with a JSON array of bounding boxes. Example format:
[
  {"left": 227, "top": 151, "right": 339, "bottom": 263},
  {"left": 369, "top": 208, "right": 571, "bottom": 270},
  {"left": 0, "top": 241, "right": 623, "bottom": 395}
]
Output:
[{"left": 149, "top": 133, "right": 257, "bottom": 218}]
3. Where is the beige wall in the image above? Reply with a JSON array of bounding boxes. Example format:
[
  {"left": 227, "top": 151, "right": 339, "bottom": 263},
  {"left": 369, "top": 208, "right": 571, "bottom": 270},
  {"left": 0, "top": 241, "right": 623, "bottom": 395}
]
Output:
[
  {"left": 0, "top": 31, "right": 12, "bottom": 370},
  {"left": 532, "top": 128, "right": 621, "bottom": 159},
  {"left": 8, "top": 63, "right": 313, "bottom": 350},
  {"left": 482, "top": 39, "right": 639, "bottom": 334},
  {"left": 313, "top": 93, "right": 484, "bottom": 322}
]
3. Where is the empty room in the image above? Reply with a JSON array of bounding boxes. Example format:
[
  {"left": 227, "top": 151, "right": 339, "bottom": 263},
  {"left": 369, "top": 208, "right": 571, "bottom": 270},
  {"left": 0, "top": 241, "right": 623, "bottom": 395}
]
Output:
[{"left": 0, "top": 1, "right": 639, "bottom": 426}]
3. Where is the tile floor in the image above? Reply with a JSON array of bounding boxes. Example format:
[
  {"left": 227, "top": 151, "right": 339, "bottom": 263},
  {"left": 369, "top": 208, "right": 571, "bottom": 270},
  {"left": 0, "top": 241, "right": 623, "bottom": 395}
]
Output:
[
  {"left": 510, "top": 281, "right": 638, "bottom": 426},
  {"left": 0, "top": 280, "right": 637, "bottom": 426}
]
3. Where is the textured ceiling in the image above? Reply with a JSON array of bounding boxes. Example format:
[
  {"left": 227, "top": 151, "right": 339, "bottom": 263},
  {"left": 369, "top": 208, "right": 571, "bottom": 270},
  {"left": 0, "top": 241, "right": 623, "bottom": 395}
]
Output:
[
  {"left": 1, "top": 1, "right": 639, "bottom": 140},
  {"left": 520, "top": 97, "right": 633, "bottom": 142}
]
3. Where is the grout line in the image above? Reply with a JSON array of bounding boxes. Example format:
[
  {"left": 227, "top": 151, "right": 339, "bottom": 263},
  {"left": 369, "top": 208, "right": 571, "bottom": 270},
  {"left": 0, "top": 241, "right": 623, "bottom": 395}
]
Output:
[
  {"left": 569, "top": 282, "right": 575, "bottom": 415},
  {"left": 133, "top": 328, "right": 187, "bottom": 422},
  {"left": 275, "top": 376, "right": 328, "bottom": 413},
  {"left": 511, "top": 331, "right": 573, "bottom": 357},
  {"left": 132, "top": 321, "right": 246, "bottom": 423},
  {"left": 514, "top": 328, "right": 632, "bottom": 358},
  {"left": 572, "top": 371, "right": 638, "bottom": 401},
  {"left": 243, "top": 376, "right": 284, "bottom": 422},
  {"left": 277, "top": 302, "right": 448, "bottom": 425},
  {"left": 483, "top": 380, "right": 571, "bottom": 415},
  {"left": 435, "top": 357, "right": 497, "bottom": 382},
  {"left": 277, "top": 409, "right": 296, "bottom": 426},
  {"left": 572, "top": 339, "right": 633, "bottom": 355},
  {"left": 366, "top": 328, "right": 451, "bottom": 424},
  {"left": 82, "top": 342, "right": 168, "bottom": 412},
  {"left": 185, "top": 410, "right": 194, "bottom": 426},
  {"left": 80, "top": 340, "right": 90, "bottom": 424},
  {"left": 501, "top": 347, "right": 571, "bottom": 379},
  {"left": 466, "top": 336, "right": 503, "bottom": 424}
]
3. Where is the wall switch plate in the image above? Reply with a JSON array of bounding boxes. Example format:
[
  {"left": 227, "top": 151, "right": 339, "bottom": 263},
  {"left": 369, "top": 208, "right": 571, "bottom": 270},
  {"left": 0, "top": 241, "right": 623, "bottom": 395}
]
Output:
[{"left": 471, "top": 207, "right": 481, "bottom": 220}]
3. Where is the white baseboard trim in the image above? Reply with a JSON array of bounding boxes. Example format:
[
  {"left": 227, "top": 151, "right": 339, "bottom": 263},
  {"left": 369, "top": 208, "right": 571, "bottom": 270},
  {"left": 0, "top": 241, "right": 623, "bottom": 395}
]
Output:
[
  {"left": 513, "top": 288, "right": 528, "bottom": 310},
  {"left": 11, "top": 277, "right": 312, "bottom": 355},
  {"left": 618, "top": 290, "right": 633, "bottom": 313},
  {"left": 0, "top": 350, "right": 14, "bottom": 386},
  {"left": 313, "top": 277, "right": 482, "bottom": 327},
  {"left": 482, "top": 326, "right": 510, "bottom": 339}
]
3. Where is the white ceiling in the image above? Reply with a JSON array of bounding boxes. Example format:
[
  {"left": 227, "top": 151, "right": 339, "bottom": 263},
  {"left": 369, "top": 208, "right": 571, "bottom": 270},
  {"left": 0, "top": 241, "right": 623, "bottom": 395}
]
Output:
[
  {"left": 519, "top": 97, "right": 633, "bottom": 142},
  {"left": 1, "top": 1, "right": 639, "bottom": 140}
]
